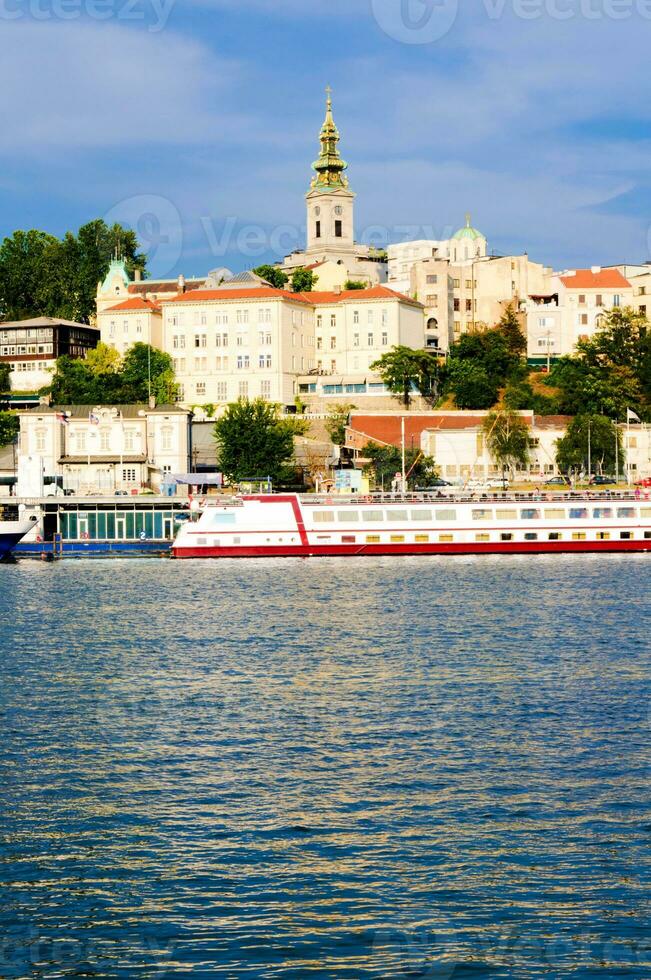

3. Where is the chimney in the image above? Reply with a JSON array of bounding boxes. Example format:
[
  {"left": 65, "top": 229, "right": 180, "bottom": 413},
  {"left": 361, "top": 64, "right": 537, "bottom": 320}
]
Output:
[
  {"left": 333, "top": 285, "right": 342, "bottom": 295},
  {"left": 177, "top": 274, "right": 186, "bottom": 293},
  {"left": 134, "top": 268, "right": 142, "bottom": 282}
]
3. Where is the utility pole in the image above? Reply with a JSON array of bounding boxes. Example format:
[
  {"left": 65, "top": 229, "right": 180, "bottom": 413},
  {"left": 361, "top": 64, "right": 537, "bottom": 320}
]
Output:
[{"left": 401, "top": 415, "right": 406, "bottom": 493}]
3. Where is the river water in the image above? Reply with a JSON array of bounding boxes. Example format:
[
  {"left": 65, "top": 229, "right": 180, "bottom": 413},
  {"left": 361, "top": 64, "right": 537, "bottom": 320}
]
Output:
[{"left": 0, "top": 555, "right": 649, "bottom": 978}]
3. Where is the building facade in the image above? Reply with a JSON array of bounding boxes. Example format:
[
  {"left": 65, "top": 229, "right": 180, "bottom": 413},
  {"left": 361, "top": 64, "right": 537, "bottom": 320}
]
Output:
[
  {"left": 0, "top": 317, "right": 99, "bottom": 392},
  {"left": 16, "top": 404, "right": 191, "bottom": 495},
  {"left": 524, "top": 267, "right": 634, "bottom": 363}
]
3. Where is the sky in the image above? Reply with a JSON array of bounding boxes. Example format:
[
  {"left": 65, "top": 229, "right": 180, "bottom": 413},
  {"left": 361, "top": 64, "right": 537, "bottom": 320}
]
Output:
[{"left": 1, "top": 0, "right": 651, "bottom": 279}]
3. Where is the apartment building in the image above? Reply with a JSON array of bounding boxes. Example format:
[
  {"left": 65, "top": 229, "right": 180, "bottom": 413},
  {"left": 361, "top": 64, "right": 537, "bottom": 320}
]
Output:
[{"left": 0, "top": 317, "right": 99, "bottom": 392}]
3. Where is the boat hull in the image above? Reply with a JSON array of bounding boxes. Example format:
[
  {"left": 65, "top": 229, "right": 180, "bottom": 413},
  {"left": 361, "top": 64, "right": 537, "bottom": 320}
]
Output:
[
  {"left": 174, "top": 539, "right": 651, "bottom": 559},
  {"left": 0, "top": 519, "right": 38, "bottom": 560}
]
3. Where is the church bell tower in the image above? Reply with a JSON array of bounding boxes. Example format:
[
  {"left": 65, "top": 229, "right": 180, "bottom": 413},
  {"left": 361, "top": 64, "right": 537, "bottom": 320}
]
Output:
[{"left": 305, "top": 87, "right": 356, "bottom": 256}]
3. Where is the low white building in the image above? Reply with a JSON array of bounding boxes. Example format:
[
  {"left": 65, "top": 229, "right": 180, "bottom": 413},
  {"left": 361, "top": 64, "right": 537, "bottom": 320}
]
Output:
[{"left": 16, "top": 404, "right": 191, "bottom": 495}]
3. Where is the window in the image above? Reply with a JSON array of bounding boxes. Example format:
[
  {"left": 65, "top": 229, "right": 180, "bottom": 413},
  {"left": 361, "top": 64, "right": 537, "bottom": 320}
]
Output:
[
  {"left": 353, "top": 333, "right": 360, "bottom": 347},
  {"left": 620, "top": 531, "right": 633, "bottom": 540},
  {"left": 216, "top": 333, "right": 228, "bottom": 348},
  {"left": 216, "top": 382, "right": 228, "bottom": 400},
  {"left": 316, "top": 337, "right": 323, "bottom": 350},
  {"left": 501, "top": 533, "right": 514, "bottom": 541},
  {"left": 195, "top": 382, "right": 206, "bottom": 396},
  {"left": 475, "top": 533, "right": 490, "bottom": 542},
  {"left": 362, "top": 510, "right": 384, "bottom": 522},
  {"left": 387, "top": 510, "right": 408, "bottom": 521},
  {"left": 435, "top": 509, "right": 457, "bottom": 521},
  {"left": 194, "top": 334, "right": 207, "bottom": 348},
  {"left": 548, "top": 532, "right": 562, "bottom": 541},
  {"left": 76, "top": 430, "right": 87, "bottom": 451},
  {"left": 426, "top": 274, "right": 438, "bottom": 284},
  {"left": 258, "top": 354, "right": 272, "bottom": 369},
  {"left": 335, "top": 220, "right": 342, "bottom": 238},
  {"left": 381, "top": 332, "right": 388, "bottom": 346},
  {"left": 316, "top": 220, "right": 321, "bottom": 238},
  {"left": 366, "top": 535, "right": 381, "bottom": 544},
  {"left": 613, "top": 294, "right": 621, "bottom": 307},
  {"left": 617, "top": 507, "right": 636, "bottom": 518},
  {"left": 124, "top": 429, "right": 135, "bottom": 451},
  {"left": 496, "top": 509, "right": 517, "bottom": 520},
  {"left": 122, "top": 468, "right": 137, "bottom": 483},
  {"left": 415, "top": 534, "right": 429, "bottom": 543},
  {"left": 330, "top": 314, "right": 336, "bottom": 328},
  {"left": 160, "top": 426, "right": 173, "bottom": 451},
  {"left": 260, "top": 380, "right": 271, "bottom": 399},
  {"left": 100, "top": 430, "right": 110, "bottom": 452},
  {"left": 520, "top": 509, "right": 541, "bottom": 520},
  {"left": 454, "top": 299, "right": 460, "bottom": 312},
  {"left": 453, "top": 279, "right": 460, "bottom": 288},
  {"left": 569, "top": 507, "right": 588, "bottom": 519},
  {"left": 314, "top": 511, "right": 335, "bottom": 523},
  {"left": 472, "top": 509, "right": 493, "bottom": 521},
  {"left": 123, "top": 321, "right": 129, "bottom": 334},
  {"left": 544, "top": 509, "right": 565, "bottom": 520},
  {"left": 236, "top": 355, "right": 250, "bottom": 369},
  {"left": 238, "top": 381, "right": 249, "bottom": 397},
  {"left": 439, "top": 533, "right": 454, "bottom": 543},
  {"left": 353, "top": 311, "right": 359, "bottom": 324},
  {"left": 597, "top": 532, "right": 611, "bottom": 541},
  {"left": 338, "top": 511, "right": 360, "bottom": 522},
  {"left": 578, "top": 294, "right": 586, "bottom": 305},
  {"left": 317, "top": 315, "right": 323, "bottom": 328},
  {"left": 524, "top": 532, "right": 538, "bottom": 541},
  {"left": 596, "top": 294, "right": 603, "bottom": 306},
  {"left": 236, "top": 309, "right": 249, "bottom": 324},
  {"left": 411, "top": 510, "right": 432, "bottom": 521},
  {"left": 35, "top": 428, "right": 46, "bottom": 452},
  {"left": 330, "top": 336, "right": 337, "bottom": 350}
]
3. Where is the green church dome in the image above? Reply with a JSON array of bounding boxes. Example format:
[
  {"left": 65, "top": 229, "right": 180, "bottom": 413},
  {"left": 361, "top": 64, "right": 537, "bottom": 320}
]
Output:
[{"left": 452, "top": 213, "right": 485, "bottom": 241}]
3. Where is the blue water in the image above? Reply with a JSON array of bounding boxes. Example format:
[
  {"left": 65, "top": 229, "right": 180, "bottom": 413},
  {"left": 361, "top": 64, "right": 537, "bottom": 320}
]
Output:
[{"left": 0, "top": 555, "right": 649, "bottom": 979}]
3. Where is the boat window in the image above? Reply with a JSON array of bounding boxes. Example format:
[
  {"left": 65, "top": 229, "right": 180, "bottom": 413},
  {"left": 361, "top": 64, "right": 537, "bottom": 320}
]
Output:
[
  {"left": 572, "top": 532, "right": 586, "bottom": 540},
  {"left": 362, "top": 510, "right": 384, "bottom": 522},
  {"left": 597, "top": 532, "right": 610, "bottom": 540},
  {"left": 338, "top": 511, "right": 360, "bottom": 522},
  {"left": 439, "top": 533, "right": 454, "bottom": 542},
  {"left": 435, "top": 509, "right": 456, "bottom": 521},
  {"left": 313, "top": 511, "right": 335, "bottom": 523},
  {"left": 620, "top": 531, "right": 633, "bottom": 539},
  {"left": 640, "top": 508, "right": 651, "bottom": 518},
  {"left": 548, "top": 532, "right": 562, "bottom": 540},
  {"left": 415, "top": 534, "right": 429, "bottom": 543},
  {"left": 475, "top": 533, "right": 490, "bottom": 542},
  {"left": 501, "top": 532, "right": 513, "bottom": 541},
  {"left": 496, "top": 509, "right": 517, "bottom": 520},
  {"left": 521, "top": 509, "right": 541, "bottom": 520},
  {"left": 390, "top": 534, "right": 405, "bottom": 543},
  {"left": 592, "top": 508, "right": 612, "bottom": 519},
  {"left": 210, "top": 511, "right": 236, "bottom": 526},
  {"left": 366, "top": 534, "right": 380, "bottom": 544},
  {"left": 617, "top": 508, "right": 636, "bottom": 519},
  {"left": 569, "top": 508, "right": 588, "bottom": 519},
  {"left": 341, "top": 535, "right": 356, "bottom": 543},
  {"left": 411, "top": 509, "right": 432, "bottom": 521},
  {"left": 524, "top": 532, "right": 538, "bottom": 540},
  {"left": 472, "top": 509, "right": 493, "bottom": 521},
  {"left": 544, "top": 509, "right": 565, "bottom": 520},
  {"left": 386, "top": 510, "right": 408, "bottom": 521}
]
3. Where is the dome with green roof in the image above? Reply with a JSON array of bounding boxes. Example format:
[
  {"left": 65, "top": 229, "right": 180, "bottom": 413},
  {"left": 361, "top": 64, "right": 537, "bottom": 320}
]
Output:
[{"left": 452, "top": 213, "right": 485, "bottom": 242}]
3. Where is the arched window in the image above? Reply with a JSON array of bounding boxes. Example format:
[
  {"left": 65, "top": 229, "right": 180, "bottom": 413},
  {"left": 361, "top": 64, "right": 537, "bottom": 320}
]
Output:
[{"left": 427, "top": 317, "right": 438, "bottom": 329}]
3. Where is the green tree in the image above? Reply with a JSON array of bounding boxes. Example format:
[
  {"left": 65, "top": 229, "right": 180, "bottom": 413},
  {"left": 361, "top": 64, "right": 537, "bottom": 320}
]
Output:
[
  {"left": 362, "top": 443, "right": 436, "bottom": 489},
  {"left": 119, "top": 344, "right": 178, "bottom": 403},
  {"left": 325, "top": 403, "right": 356, "bottom": 446},
  {"left": 555, "top": 414, "right": 623, "bottom": 476},
  {"left": 0, "top": 363, "right": 10, "bottom": 394},
  {"left": 252, "top": 265, "right": 289, "bottom": 289},
  {"left": 497, "top": 303, "right": 527, "bottom": 355},
  {"left": 291, "top": 267, "right": 318, "bottom": 292},
  {"left": 371, "top": 346, "right": 440, "bottom": 407},
  {"left": 448, "top": 360, "right": 499, "bottom": 409},
  {"left": 482, "top": 409, "right": 530, "bottom": 481},
  {"left": 0, "top": 411, "right": 18, "bottom": 448},
  {"left": 547, "top": 357, "right": 642, "bottom": 420},
  {"left": 0, "top": 220, "right": 147, "bottom": 324},
  {"left": 344, "top": 280, "right": 366, "bottom": 290},
  {"left": 85, "top": 342, "right": 122, "bottom": 375},
  {"left": 213, "top": 398, "right": 299, "bottom": 484}
]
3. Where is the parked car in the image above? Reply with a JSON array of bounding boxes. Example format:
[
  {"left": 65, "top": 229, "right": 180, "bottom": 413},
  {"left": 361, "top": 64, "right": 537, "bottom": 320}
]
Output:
[
  {"left": 545, "top": 476, "right": 570, "bottom": 486},
  {"left": 634, "top": 477, "right": 651, "bottom": 488},
  {"left": 415, "top": 479, "right": 457, "bottom": 496},
  {"left": 591, "top": 475, "right": 618, "bottom": 486}
]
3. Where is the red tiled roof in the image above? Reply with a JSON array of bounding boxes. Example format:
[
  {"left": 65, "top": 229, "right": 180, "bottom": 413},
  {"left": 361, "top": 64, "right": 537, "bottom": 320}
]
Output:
[
  {"left": 346, "top": 413, "right": 494, "bottom": 449},
  {"left": 559, "top": 269, "right": 630, "bottom": 289},
  {"left": 164, "top": 285, "right": 421, "bottom": 306},
  {"left": 103, "top": 297, "right": 161, "bottom": 313}
]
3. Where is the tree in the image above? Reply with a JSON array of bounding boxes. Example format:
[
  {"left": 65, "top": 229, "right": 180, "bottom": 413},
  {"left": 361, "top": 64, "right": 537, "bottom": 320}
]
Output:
[
  {"left": 497, "top": 303, "right": 527, "bottom": 355},
  {"left": 344, "top": 280, "right": 366, "bottom": 290},
  {"left": 48, "top": 343, "right": 177, "bottom": 404},
  {"left": 0, "top": 412, "right": 18, "bottom": 448},
  {"left": 555, "top": 414, "right": 623, "bottom": 476},
  {"left": 119, "top": 344, "right": 178, "bottom": 403},
  {"left": 0, "top": 220, "right": 147, "bottom": 324},
  {"left": 362, "top": 443, "right": 436, "bottom": 490},
  {"left": 0, "top": 363, "right": 10, "bottom": 394},
  {"left": 371, "top": 346, "right": 440, "bottom": 407},
  {"left": 448, "top": 361, "right": 499, "bottom": 409},
  {"left": 213, "top": 398, "right": 299, "bottom": 484},
  {"left": 252, "top": 265, "right": 289, "bottom": 289},
  {"left": 85, "top": 342, "right": 121, "bottom": 376},
  {"left": 482, "top": 409, "right": 530, "bottom": 481},
  {"left": 325, "top": 403, "right": 355, "bottom": 446},
  {"left": 291, "top": 267, "right": 318, "bottom": 292}
]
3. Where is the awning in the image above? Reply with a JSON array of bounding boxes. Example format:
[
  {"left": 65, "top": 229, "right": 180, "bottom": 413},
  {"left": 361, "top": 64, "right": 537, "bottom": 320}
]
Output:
[{"left": 172, "top": 473, "right": 223, "bottom": 486}]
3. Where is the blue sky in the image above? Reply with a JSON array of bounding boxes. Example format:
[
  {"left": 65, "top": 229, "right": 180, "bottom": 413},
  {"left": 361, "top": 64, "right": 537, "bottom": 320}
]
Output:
[{"left": 1, "top": 0, "right": 650, "bottom": 278}]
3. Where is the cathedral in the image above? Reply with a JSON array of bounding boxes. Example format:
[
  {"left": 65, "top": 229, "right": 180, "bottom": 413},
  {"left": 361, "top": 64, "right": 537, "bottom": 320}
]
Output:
[{"left": 279, "top": 88, "right": 388, "bottom": 288}]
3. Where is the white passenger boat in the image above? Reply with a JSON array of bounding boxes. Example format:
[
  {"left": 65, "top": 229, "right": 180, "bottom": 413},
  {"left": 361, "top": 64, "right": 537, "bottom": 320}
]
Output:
[{"left": 172, "top": 491, "right": 651, "bottom": 559}]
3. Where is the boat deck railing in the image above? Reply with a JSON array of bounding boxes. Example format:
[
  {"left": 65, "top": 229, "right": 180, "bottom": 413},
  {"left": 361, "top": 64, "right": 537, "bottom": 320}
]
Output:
[{"left": 296, "top": 489, "right": 650, "bottom": 506}]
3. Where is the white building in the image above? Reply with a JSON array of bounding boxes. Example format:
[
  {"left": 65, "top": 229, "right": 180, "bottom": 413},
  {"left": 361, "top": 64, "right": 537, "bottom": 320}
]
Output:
[
  {"left": 16, "top": 404, "right": 191, "bottom": 495},
  {"left": 387, "top": 217, "right": 488, "bottom": 294},
  {"left": 524, "top": 266, "right": 634, "bottom": 363},
  {"left": 97, "top": 297, "right": 163, "bottom": 355}
]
